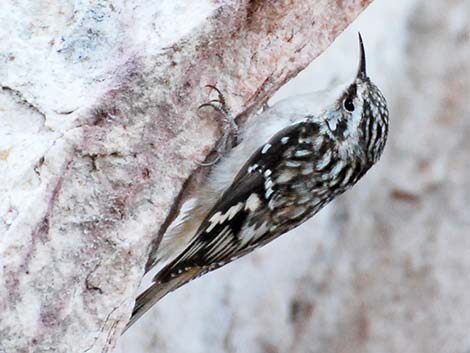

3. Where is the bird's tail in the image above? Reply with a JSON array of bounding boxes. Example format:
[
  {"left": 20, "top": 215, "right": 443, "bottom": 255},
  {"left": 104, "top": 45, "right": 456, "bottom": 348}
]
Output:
[
  {"left": 122, "top": 282, "right": 169, "bottom": 333},
  {"left": 122, "top": 268, "right": 201, "bottom": 333}
]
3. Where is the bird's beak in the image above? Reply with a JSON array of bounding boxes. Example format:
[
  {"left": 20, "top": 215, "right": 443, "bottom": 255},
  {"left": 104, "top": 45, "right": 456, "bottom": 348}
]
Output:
[{"left": 356, "top": 33, "right": 367, "bottom": 80}]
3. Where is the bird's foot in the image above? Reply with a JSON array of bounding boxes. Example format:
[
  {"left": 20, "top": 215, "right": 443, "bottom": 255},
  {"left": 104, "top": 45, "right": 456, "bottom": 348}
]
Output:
[{"left": 197, "top": 85, "right": 238, "bottom": 166}]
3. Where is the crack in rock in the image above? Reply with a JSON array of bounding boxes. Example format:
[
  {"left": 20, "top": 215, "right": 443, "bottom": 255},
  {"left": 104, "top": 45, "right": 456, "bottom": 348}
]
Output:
[{"left": 1, "top": 85, "right": 47, "bottom": 120}]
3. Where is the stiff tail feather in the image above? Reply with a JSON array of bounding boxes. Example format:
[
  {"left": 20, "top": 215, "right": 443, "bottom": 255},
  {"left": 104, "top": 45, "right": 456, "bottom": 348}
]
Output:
[{"left": 123, "top": 268, "right": 201, "bottom": 333}]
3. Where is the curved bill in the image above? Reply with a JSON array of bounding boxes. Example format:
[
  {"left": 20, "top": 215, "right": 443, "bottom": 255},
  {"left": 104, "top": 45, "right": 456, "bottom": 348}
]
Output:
[{"left": 357, "top": 33, "right": 367, "bottom": 80}]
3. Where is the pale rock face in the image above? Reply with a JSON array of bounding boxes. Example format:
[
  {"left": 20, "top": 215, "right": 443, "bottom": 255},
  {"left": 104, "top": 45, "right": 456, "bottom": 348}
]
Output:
[
  {"left": 0, "top": 1, "right": 371, "bottom": 353},
  {"left": 117, "top": 1, "right": 470, "bottom": 353}
]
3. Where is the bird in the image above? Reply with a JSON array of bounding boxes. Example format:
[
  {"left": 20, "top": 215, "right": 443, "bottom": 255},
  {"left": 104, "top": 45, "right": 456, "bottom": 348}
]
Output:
[{"left": 124, "top": 33, "right": 389, "bottom": 332}]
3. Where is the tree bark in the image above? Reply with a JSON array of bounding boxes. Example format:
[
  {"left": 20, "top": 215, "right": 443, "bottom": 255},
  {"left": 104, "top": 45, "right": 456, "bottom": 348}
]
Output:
[{"left": 0, "top": 1, "right": 371, "bottom": 352}]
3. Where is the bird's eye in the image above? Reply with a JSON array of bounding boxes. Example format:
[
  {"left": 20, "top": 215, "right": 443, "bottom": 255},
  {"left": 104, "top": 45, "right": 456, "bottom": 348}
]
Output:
[{"left": 343, "top": 97, "right": 355, "bottom": 112}]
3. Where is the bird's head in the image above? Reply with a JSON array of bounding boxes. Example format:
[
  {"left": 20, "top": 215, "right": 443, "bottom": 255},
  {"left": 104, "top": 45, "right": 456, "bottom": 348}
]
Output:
[{"left": 324, "top": 33, "right": 389, "bottom": 165}]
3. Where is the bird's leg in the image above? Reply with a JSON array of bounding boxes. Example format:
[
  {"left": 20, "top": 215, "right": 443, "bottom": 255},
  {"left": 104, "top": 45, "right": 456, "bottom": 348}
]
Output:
[{"left": 198, "top": 85, "right": 239, "bottom": 166}]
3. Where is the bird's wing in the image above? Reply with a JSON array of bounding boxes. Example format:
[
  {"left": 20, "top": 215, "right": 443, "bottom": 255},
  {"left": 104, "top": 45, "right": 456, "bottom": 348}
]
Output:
[
  {"left": 154, "top": 119, "right": 311, "bottom": 284},
  {"left": 125, "top": 119, "right": 318, "bottom": 332}
]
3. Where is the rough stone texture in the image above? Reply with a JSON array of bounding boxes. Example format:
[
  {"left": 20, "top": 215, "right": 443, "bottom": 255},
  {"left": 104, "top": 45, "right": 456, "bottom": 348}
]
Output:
[
  {"left": 116, "top": 0, "right": 470, "bottom": 352},
  {"left": 0, "top": 1, "right": 371, "bottom": 352}
]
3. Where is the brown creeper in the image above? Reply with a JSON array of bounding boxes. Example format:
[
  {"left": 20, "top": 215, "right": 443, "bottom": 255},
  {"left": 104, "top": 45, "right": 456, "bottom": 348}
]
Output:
[{"left": 125, "top": 34, "right": 389, "bottom": 331}]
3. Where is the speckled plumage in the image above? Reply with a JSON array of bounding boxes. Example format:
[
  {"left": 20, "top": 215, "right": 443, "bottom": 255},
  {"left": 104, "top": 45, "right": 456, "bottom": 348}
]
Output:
[{"left": 125, "top": 34, "right": 389, "bottom": 331}]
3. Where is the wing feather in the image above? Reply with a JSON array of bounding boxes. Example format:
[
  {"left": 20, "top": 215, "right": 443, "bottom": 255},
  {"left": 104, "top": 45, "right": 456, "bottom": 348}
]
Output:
[
  {"left": 127, "top": 119, "right": 323, "bottom": 331},
  {"left": 154, "top": 120, "right": 308, "bottom": 284}
]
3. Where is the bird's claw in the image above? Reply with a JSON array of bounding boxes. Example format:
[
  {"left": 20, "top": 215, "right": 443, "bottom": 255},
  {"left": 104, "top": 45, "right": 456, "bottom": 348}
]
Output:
[{"left": 197, "top": 85, "right": 239, "bottom": 166}]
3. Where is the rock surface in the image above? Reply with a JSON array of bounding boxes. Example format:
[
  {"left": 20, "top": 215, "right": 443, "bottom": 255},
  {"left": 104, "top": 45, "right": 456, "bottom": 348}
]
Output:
[
  {"left": 117, "top": 0, "right": 470, "bottom": 353},
  {"left": 0, "top": 1, "right": 370, "bottom": 352}
]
